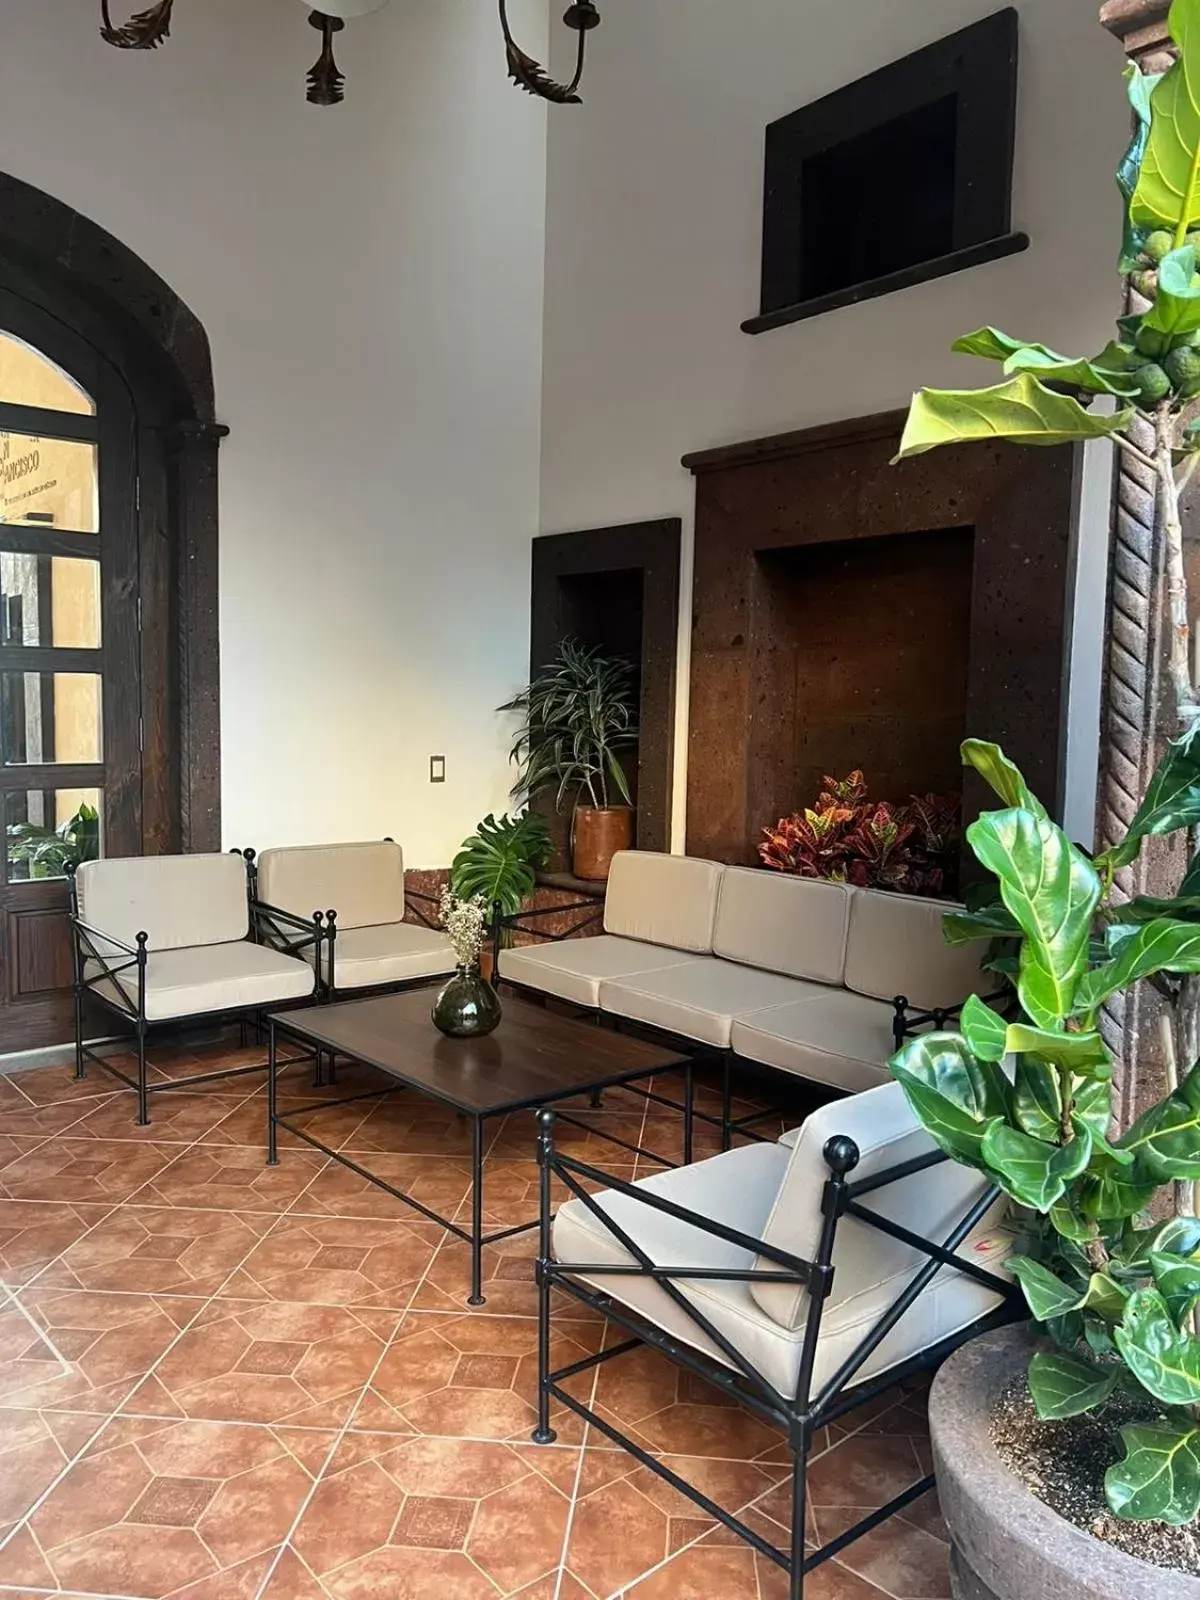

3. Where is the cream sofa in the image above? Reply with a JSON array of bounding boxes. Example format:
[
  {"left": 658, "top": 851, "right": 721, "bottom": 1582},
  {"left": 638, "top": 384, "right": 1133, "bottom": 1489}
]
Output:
[
  {"left": 498, "top": 850, "right": 984, "bottom": 1095},
  {"left": 255, "top": 840, "right": 456, "bottom": 996}
]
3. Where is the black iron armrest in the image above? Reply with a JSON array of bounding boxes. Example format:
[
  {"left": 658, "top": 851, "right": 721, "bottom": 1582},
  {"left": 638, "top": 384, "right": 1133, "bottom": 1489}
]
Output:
[
  {"left": 251, "top": 899, "right": 321, "bottom": 935},
  {"left": 251, "top": 899, "right": 324, "bottom": 958},
  {"left": 71, "top": 915, "right": 140, "bottom": 958}
]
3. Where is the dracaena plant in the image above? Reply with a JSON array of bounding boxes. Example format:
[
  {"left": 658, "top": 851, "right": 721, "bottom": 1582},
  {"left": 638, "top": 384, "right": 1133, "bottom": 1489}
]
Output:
[{"left": 893, "top": 737, "right": 1200, "bottom": 1526}]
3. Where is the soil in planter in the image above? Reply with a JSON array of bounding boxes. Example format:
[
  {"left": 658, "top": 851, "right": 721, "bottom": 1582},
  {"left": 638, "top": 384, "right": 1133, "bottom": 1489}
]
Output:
[{"left": 991, "top": 1378, "right": 1200, "bottom": 1578}]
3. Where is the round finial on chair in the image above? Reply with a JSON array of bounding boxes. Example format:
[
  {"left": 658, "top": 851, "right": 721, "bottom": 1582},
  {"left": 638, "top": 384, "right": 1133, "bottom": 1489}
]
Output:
[{"left": 822, "top": 1135, "right": 861, "bottom": 1176}]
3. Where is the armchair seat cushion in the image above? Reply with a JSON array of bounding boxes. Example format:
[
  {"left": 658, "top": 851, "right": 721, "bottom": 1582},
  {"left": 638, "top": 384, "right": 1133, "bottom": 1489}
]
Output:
[
  {"left": 498, "top": 936, "right": 700, "bottom": 1009},
  {"left": 599, "top": 960, "right": 830, "bottom": 1050},
  {"left": 731, "top": 992, "right": 899, "bottom": 1095},
  {"left": 85, "top": 942, "right": 315, "bottom": 1022},
  {"left": 554, "top": 1141, "right": 1011, "bottom": 1400},
  {"left": 315, "top": 922, "right": 456, "bottom": 990}
]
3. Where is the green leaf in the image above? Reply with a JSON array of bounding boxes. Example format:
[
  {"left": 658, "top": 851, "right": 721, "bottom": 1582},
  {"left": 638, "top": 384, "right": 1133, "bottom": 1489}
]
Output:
[
  {"left": 1119, "top": 1066, "right": 1200, "bottom": 1182},
  {"left": 968, "top": 808, "right": 1101, "bottom": 1031},
  {"left": 450, "top": 811, "right": 551, "bottom": 918},
  {"left": 1014, "top": 1057, "right": 1063, "bottom": 1141},
  {"left": 951, "top": 328, "right": 1064, "bottom": 365},
  {"left": 1133, "top": 0, "right": 1200, "bottom": 235},
  {"left": 981, "top": 1123, "right": 1093, "bottom": 1212},
  {"left": 961, "top": 740, "right": 1048, "bottom": 818},
  {"left": 889, "top": 1032, "right": 1009, "bottom": 1165},
  {"left": 1106, "top": 1417, "right": 1200, "bottom": 1524},
  {"left": 1079, "top": 1167, "right": 1159, "bottom": 1223},
  {"left": 1142, "top": 244, "right": 1200, "bottom": 338},
  {"left": 1116, "top": 1287, "right": 1200, "bottom": 1406},
  {"left": 1050, "top": 1197, "right": 1099, "bottom": 1246},
  {"left": 1100, "top": 724, "right": 1200, "bottom": 872},
  {"left": 1119, "top": 62, "right": 1165, "bottom": 271},
  {"left": 1002, "top": 344, "right": 1143, "bottom": 399},
  {"left": 1076, "top": 919, "right": 1200, "bottom": 1014},
  {"left": 1108, "top": 893, "right": 1200, "bottom": 925},
  {"left": 1149, "top": 1216, "right": 1200, "bottom": 1325},
  {"left": 1004, "top": 1025, "right": 1113, "bottom": 1079},
  {"left": 1080, "top": 1272, "right": 1131, "bottom": 1322},
  {"left": 1028, "top": 1349, "right": 1119, "bottom": 1420},
  {"left": 943, "top": 906, "right": 1022, "bottom": 946},
  {"left": 961, "top": 995, "right": 1008, "bottom": 1063},
  {"left": 1072, "top": 1076, "right": 1115, "bottom": 1141},
  {"left": 1008, "top": 1256, "right": 1081, "bottom": 1321},
  {"left": 894, "top": 375, "right": 1135, "bottom": 462}
]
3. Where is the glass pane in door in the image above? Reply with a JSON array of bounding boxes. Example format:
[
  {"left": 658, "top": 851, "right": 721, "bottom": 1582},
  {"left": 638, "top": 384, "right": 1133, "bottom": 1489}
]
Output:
[
  {"left": 1, "top": 432, "right": 99, "bottom": 532},
  {"left": 0, "top": 554, "right": 101, "bottom": 648},
  {"left": 0, "top": 671, "right": 103, "bottom": 765},
  {"left": 0, "top": 331, "right": 95, "bottom": 416},
  {"left": 4, "top": 788, "right": 102, "bottom": 881}
]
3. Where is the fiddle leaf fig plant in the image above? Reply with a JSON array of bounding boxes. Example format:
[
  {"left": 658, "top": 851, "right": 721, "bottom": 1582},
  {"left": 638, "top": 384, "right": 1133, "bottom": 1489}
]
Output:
[{"left": 892, "top": 739, "right": 1200, "bottom": 1526}]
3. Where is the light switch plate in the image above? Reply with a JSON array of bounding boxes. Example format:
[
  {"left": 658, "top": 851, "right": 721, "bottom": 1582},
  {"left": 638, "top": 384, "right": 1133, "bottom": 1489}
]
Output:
[{"left": 430, "top": 755, "right": 446, "bottom": 784}]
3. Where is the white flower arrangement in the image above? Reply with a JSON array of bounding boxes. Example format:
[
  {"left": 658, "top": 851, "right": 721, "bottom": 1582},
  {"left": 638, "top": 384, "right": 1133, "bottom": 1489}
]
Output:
[{"left": 439, "top": 887, "right": 489, "bottom": 968}]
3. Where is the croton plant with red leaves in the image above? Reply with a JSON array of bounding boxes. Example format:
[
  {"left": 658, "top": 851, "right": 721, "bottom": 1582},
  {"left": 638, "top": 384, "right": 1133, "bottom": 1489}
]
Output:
[{"left": 759, "top": 773, "right": 960, "bottom": 897}]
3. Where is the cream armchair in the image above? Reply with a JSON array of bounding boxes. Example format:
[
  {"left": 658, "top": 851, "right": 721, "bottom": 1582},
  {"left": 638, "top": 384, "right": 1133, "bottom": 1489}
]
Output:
[
  {"left": 70, "top": 852, "right": 316, "bottom": 1124},
  {"left": 532, "top": 1079, "right": 1021, "bottom": 1600},
  {"left": 254, "top": 841, "right": 456, "bottom": 1000}
]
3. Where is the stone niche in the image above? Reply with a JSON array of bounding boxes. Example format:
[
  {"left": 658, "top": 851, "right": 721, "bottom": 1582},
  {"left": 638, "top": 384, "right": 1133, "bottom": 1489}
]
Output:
[{"left": 682, "top": 411, "right": 1080, "bottom": 866}]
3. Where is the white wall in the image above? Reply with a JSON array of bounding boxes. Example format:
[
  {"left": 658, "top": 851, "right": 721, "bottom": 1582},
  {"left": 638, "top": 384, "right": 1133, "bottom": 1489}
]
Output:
[
  {"left": 0, "top": 0, "right": 548, "bottom": 865},
  {"left": 540, "top": 0, "right": 1129, "bottom": 842}
]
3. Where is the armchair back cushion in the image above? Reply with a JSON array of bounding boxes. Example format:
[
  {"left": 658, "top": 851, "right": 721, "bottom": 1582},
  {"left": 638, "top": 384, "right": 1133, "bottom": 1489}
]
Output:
[
  {"left": 714, "top": 868, "right": 852, "bottom": 985},
  {"left": 257, "top": 841, "right": 406, "bottom": 931},
  {"left": 76, "top": 854, "right": 249, "bottom": 952},
  {"left": 750, "top": 1079, "right": 998, "bottom": 1330},
  {"left": 844, "top": 889, "right": 985, "bottom": 1013},
  {"left": 603, "top": 851, "right": 724, "bottom": 954}
]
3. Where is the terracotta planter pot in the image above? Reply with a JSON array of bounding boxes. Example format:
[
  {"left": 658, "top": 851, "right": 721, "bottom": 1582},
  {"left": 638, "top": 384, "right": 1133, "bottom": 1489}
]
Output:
[
  {"left": 930, "top": 1326, "right": 1195, "bottom": 1600},
  {"left": 572, "top": 806, "right": 634, "bottom": 880}
]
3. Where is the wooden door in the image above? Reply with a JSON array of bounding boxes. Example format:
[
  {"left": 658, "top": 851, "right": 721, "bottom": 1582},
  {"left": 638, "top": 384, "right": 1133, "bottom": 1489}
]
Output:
[{"left": 0, "top": 290, "right": 142, "bottom": 1053}]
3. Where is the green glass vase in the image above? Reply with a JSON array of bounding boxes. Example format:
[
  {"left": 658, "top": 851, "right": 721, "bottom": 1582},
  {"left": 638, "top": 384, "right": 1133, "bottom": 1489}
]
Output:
[{"left": 431, "top": 964, "right": 502, "bottom": 1038}]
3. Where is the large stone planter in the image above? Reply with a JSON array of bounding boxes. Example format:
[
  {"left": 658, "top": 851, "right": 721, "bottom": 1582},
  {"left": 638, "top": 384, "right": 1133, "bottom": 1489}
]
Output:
[{"left": 930, "top": 1327, "right": 1200, "bottom": 1599}]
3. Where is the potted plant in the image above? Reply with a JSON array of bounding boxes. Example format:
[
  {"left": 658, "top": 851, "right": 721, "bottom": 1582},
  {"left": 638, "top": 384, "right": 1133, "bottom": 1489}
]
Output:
[
  {"left": 891, "top": 738, "right": 1200, "bottom": 1595},
  {"left": 6, "top": 802, "right": 100, "bottom": 880},
  {"left": 884, "top": 1, "right": 1200, "bottom": 1585},
  {"left": 450, "top": 810, "right": 551, "bottom": 975},
  {"left": 499, "top": 637, "right": 639, "bottom": 881}
]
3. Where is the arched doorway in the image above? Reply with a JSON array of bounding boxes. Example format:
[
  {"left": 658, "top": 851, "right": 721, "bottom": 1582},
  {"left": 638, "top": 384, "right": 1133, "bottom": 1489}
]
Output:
[{"left": 0, "top": 172, "right": 222, "bottom": 1053}]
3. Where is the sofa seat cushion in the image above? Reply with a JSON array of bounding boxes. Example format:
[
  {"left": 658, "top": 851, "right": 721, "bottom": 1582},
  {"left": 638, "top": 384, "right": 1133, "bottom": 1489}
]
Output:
[
  {"left": 553, "top": 1142, "right": 1012, "bottom": 1401},
  {"left": 85, "top": 942, "right": 315, "bottom": 1022},
  {"left": 498, "top": 936, "right": 700, "bottom": 1009},
  {"left": 731, "top": 992, "right": 899, "bottom": 1094},
  {"left": 316, "top": 922, "right": 456, "bottom": 989},
  {"left": 599, "top": 960, "right": 831, "bottom": 1049}
]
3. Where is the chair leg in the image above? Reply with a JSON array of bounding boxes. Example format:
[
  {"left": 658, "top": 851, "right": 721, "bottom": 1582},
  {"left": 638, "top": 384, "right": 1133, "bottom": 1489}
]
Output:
[
  {"left": 136, "top": 1024, "right": 150, "bottom": 1127},
  {"left": 721, "top": 1056, "right": 733, "bottom": 1152},
  {"left": 790, "top": 1425, "right": 810, "bottom": 1600},
  {"left": 73, "top": 982, "right": 85, "bottom": 1081}
]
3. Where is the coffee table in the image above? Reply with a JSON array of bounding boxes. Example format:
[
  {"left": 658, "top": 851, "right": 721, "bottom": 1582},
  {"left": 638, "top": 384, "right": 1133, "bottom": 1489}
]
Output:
[{"left": 266, "top": 990, "right": 694, "bottom": 1305}]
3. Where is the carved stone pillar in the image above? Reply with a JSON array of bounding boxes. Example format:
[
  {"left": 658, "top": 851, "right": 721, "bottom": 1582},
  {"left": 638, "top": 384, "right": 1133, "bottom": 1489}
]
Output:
[{"left": 1098, "top": 0, "right": 1181, "bottom": 1126}]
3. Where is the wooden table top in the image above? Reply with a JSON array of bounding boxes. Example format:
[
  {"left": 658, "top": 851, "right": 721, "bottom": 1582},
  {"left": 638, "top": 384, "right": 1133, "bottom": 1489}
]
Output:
[{"left": 270, "top": 989, "right": 688, "bottom": 1116}]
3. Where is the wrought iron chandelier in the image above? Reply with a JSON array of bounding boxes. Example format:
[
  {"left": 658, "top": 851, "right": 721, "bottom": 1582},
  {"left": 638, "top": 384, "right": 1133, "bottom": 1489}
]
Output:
[{"left": 98, "top": 1, "right": 601, "bottom": 107}]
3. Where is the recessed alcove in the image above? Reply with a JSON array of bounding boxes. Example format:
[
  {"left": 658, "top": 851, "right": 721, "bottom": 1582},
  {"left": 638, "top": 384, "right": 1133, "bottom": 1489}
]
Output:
[
  {"left": 749, "top": 526, "right": 975, "bottom": 833},
  {"left": 682, "top": 411, "right": 1079, "bottom": 868}
]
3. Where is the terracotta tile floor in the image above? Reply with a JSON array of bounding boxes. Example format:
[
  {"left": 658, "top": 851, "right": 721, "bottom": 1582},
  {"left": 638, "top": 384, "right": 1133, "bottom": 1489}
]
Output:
[{"left": 0, "top": 1041, "right": 950, "bottom": 1599}]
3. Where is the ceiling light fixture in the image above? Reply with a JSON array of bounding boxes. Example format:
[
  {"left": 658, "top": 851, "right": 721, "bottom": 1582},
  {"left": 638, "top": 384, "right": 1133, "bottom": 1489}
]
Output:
[{"left": 97, "top": 0, "right": 602, "bottom": 107}]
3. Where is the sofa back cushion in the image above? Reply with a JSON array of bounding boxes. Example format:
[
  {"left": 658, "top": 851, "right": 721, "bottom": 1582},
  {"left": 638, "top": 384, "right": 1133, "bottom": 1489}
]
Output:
[
  {"left": 76, "top": 853, "right": 249, "bottom": 952},
  {"left": 844, "top": 888, "right": 985, "bottom": 1012},
  {"left": 714, "top": 868, "right": 852, "bottom": 985},
  {"left": 257, "top": 841, "right": 406, "bottom": 931},
  {"left": 603, "top": 851, "right": 724, "bottom": 953},
  {"left": 750, "top": 1079, "right": 997, "bottom": 1330}
]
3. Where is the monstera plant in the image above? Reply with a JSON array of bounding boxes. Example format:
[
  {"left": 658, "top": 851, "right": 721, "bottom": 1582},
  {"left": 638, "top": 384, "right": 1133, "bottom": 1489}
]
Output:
[{"left": 894, "top": 738, "right": 1200, "bottom": 1524}]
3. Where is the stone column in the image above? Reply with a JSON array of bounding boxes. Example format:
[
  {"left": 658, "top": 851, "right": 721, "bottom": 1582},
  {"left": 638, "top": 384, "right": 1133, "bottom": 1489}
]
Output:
[{"left": 1098, "top": 0, "right": 1180, "bottom": 1126}]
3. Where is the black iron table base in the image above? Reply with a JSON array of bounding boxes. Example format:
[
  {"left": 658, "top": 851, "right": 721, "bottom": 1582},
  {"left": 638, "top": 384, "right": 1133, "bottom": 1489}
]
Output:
[{"left": 266, "top": 1008, "right": 693, "bottom": 1306}]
